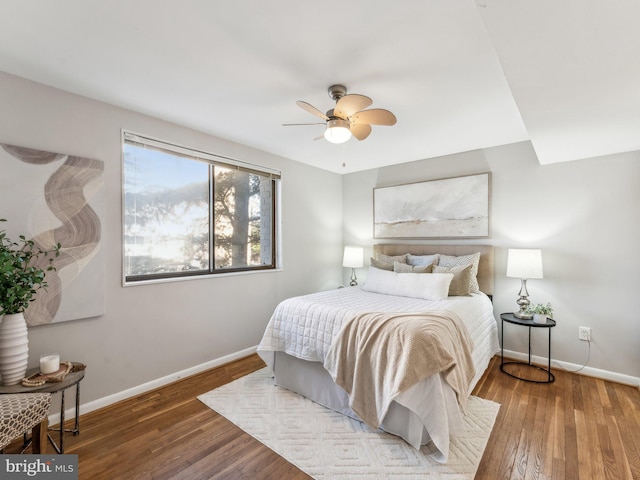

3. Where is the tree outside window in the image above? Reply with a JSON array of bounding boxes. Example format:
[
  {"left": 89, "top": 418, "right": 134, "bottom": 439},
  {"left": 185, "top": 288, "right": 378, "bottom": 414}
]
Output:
[{"left": 123, "top": 133, "right": 278, "bottom": 282}]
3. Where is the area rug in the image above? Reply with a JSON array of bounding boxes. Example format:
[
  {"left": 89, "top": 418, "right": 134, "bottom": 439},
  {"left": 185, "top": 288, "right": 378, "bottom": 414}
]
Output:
[{"left": 198, "top": 368, "right": 499, "bottom": 479}]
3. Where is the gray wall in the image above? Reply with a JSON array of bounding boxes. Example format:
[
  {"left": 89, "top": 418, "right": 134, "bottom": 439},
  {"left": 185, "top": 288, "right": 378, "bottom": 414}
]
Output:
[
  {"left": 2, "top": 69, "right": 637, "bottom": 414},
  {"left": 343, "top": 142, "right": 640, "bottom": 381},
  {"left": 0, "top": 72, "right": 343, "bottom": 405}
]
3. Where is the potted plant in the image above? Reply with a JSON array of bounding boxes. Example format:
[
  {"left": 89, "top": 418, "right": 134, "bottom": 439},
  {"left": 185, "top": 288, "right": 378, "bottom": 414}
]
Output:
[
  {"left": 527, "top": 302, "right": 553, "bottom": 324},
  {"left": 0, "top": 219, "right": 60, "bottom": 385}
]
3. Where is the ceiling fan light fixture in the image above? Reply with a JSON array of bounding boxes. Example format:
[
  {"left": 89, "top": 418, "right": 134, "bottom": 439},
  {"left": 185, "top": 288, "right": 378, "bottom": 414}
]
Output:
[
  {"left": 324, "top": 119, "right": 352, "bottom": 144},
  {"left": 288, "top": 86, "right": 395, "bottom": 143}
]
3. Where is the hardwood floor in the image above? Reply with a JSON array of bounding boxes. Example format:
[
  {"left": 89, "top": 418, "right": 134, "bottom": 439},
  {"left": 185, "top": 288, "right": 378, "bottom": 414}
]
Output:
[
  {"left": 474, "top": 359, "right": 640, "bottom": 480},
  {"left": 5, "top": 354, "right": 639, "bottom": 479}
]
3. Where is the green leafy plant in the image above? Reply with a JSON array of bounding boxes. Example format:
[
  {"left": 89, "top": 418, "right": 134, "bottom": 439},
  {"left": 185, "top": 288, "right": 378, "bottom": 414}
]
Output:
[
  {"left": 527, "top": 302, "right": 553, "bottom": 318},
  {"left": 0, "top": 219, "right": 61, "bottom": 315}
]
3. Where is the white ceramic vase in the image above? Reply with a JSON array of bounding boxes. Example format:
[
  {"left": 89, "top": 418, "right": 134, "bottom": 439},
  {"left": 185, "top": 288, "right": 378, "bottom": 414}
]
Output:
[{"left": 0, "top": 312, "right": 29, "bottom": 385}]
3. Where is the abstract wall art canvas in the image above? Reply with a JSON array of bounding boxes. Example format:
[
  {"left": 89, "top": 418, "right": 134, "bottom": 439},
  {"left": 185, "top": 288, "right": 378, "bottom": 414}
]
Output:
[
  {"left": 374, "top": 173, "right": 490, "bottom": 239},
  {"left": 0, "top": 143, "right": 105, "bottom": 326}
]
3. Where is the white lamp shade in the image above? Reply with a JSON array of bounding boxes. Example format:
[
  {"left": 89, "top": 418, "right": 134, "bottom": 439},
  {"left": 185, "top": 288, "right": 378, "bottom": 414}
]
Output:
[
  {"left": 506, "top": 249, "right": 543, "bottom": 279},
  {"left": 342, "top": 246, "right": 364, "bottom": 268}
]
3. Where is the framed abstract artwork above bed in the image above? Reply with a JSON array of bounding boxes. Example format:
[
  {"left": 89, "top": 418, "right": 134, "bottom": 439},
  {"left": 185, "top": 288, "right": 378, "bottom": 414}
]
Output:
[
  {"left": 373, "top": 172, "right": 490, "bottom": 239},
  {"left": 0, "top": 143, "right": 105, "bottom": 326}
]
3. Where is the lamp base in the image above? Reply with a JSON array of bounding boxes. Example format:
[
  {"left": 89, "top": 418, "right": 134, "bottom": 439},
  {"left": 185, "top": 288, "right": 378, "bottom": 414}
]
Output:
[
  {"left": 513, "top": 280, "right": 532, "bottom": 319},
  {"left": 349, "top": 268, "right": 358, "bottom": 287}
]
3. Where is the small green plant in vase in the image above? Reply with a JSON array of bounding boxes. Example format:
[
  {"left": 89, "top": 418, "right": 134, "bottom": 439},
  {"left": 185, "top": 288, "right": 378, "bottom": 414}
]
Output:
[
  {"left": 0, "top": 219, "right": 61, "bottom": 315},
  {"left": 527, "top": 302, "right": 553, "bottom": 324},
  {"left": 0, "top": 218, "right": 60, "bottom": 385}
]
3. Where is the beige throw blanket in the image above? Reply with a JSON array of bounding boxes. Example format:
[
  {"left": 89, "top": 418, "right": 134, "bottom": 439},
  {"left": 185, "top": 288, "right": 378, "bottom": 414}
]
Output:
[{"left": 323, "top": 310, "right": 475, "bottom": 430}]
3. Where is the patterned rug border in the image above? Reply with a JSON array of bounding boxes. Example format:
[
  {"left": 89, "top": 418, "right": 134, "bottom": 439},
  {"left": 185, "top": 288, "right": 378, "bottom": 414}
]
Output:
[{"left": 198, "top": 368, "right": 500, "bottom": 480}]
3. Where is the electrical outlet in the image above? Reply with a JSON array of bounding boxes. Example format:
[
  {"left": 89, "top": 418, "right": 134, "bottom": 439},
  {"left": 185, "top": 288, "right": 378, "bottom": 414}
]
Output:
[{"left": 579, "top": 326, "right": 591, "bottom": 341}]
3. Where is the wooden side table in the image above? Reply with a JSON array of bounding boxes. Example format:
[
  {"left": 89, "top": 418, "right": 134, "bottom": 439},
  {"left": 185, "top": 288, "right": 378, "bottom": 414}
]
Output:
[
  {"left": 0, "top": 365, "right": 85, "bottom": 453},
  {"left": 500, "top": 313, "right": 556, "bottom": 383}
]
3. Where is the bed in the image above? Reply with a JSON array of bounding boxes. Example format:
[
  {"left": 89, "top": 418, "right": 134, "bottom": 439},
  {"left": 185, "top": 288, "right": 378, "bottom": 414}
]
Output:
[{"left": 257, "top": 244, "right": 499, "bottom": 463}]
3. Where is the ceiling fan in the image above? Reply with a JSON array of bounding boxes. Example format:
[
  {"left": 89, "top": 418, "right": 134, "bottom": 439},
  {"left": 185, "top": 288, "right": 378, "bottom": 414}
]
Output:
[{"left": 283, "top": 84, "right": 397, "bottom": 144}]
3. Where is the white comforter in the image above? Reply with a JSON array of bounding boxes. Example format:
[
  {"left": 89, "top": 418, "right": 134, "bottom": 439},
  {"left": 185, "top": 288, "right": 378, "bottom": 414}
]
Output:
[
  {"left": 256, "top": 287, "right": 500, "bottom": 462},
  {"left": 258, "top": 287, "right": 499, "bottom": 394}
]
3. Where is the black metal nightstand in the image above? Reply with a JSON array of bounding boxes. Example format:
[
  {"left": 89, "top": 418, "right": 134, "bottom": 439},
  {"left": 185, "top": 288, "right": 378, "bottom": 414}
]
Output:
[{"left": 500, "top": 312, "right": 556, "bottom": 383}]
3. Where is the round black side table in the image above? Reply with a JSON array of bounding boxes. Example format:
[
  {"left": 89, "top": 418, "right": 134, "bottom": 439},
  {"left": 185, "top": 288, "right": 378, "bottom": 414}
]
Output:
[
  {"left": 500, "top": 313, "right": 556, "bottom": 383},
  {"left": 0, "top": 365, "right": 85, "bottom": 453}
]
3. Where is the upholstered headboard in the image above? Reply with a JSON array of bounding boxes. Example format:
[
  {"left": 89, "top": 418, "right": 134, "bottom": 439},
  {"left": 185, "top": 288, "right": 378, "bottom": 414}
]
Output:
[{"left": 373, "top": 244, "right": 494, "bottom": 295}]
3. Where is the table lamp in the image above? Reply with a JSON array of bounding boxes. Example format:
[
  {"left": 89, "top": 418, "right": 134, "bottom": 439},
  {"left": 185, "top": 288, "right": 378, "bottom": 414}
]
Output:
[
  {"left": 342, "top": 246, "right": 364, "bottom": 286},
  {"left": 506, "top": 248, "right": 543, "bottom": 319}
]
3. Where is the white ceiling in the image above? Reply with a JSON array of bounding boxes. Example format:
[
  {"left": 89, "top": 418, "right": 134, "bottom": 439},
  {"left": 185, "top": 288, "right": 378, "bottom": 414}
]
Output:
[{"left": 0, "top": 0, "right": 638, "bottom": 174}]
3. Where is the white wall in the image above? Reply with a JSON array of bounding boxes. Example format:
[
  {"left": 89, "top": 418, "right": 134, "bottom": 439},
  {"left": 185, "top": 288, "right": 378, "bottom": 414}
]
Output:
[
  {"left": 0, "top": 72, "right": 343, "bottom": 405},
  {"left": 2, "top": 68, "right": 637, "bottom": 413},
  {"left": 343, "top": 142, "right": 640, "bottom": 381}
]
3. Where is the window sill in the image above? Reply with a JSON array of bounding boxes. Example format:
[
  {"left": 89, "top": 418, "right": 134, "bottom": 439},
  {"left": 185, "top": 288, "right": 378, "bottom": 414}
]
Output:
[{"left": 122, "top": 267, "right": 283, "bottom": 287}]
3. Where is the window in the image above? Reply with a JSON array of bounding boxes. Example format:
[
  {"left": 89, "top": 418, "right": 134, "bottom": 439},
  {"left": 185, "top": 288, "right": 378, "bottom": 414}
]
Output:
[{"left": 122, "top": 132, "right": 279, "bottom": 283}]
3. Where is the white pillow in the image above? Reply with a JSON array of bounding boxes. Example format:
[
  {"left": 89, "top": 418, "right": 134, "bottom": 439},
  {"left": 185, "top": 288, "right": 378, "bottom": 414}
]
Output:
[{"left": 362, "top": 267, "right": 453, "bottom": 301}]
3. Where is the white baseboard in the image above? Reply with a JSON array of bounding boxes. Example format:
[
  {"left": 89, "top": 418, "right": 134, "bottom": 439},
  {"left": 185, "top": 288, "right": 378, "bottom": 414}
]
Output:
[
  {"left": 49, "top": 345, "right": 638, "bottom": 425},
  {"left": 48, "top": 345, "right": 258, "bottom": 426},
  {"left": 502, "top": 349, "right": 640, "bottom": 387}
]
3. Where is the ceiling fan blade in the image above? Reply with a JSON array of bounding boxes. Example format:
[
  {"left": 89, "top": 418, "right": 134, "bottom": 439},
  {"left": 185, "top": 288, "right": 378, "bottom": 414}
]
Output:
[
  {"left": 350, "top": 123, "right": 372, "bottom": 141},
  {"left": 282, "top": 122, "right": 325, "bottom": 126},
  {"left": 334, "top": 94, "right": 373, "bottom": 119},
  {"left": 351, "top": 108, "right": 397, "bottom": 126},
  {"left": 296, "top": 101, "right": 329, "bottom": 121}
]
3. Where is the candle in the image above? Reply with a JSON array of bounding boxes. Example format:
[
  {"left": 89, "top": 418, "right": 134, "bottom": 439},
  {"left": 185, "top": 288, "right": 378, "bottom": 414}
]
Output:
[{"left": 40, "top": 354, "right": 60, "bottom": 374}]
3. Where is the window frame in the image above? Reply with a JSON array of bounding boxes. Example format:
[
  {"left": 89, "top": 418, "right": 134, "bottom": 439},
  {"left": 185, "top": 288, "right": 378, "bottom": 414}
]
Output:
[{"left": 121, "top": 130, "right": 280, "bottom": 285}]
